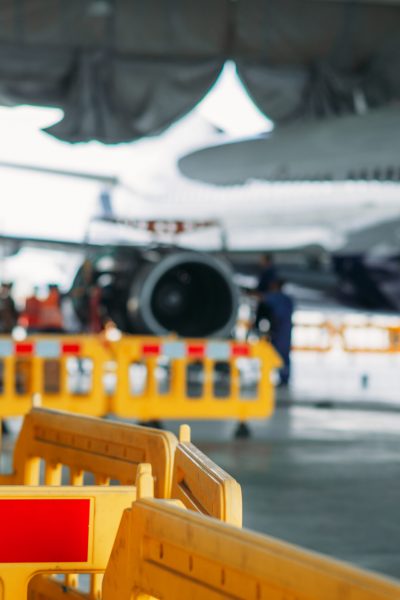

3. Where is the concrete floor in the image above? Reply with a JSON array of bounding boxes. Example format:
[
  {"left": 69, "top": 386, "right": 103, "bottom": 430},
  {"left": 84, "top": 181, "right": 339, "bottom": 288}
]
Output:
[{"left": 165, "top": 404, "right": 400, "bottom": 582}]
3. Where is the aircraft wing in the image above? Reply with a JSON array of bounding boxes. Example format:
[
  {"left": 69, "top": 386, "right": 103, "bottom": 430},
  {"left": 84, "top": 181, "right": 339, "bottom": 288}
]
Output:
[
  {"left": 178, "top": 107, "right": 400, "bottom": 185},
  {"left": 0, "top": 233, "right": 116, "bottom": 256}
]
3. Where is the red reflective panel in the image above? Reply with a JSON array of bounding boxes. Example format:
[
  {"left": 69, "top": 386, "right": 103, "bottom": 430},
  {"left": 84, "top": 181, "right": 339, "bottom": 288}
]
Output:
[
  {"left": 231, "top": 344, "right": 250, "bottom": 357},
  {"left": 142, "top": 344, "right": 161, "bottom": 356},
  {"left": 187, "top": 344, "right": 205, "bottom": 358},
  {"left": 15, "top": 342, "right": 34, "bottom": 355},
  {"left": 62, "top": 343, "right": 82, "bottom": 355},
  {"left": 0, "top": 499, "right": 90, "bottom": 563}
]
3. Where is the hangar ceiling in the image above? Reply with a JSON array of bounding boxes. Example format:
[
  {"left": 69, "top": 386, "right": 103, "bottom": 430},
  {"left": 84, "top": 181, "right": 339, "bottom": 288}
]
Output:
[{"left": 1, "top": 0, "right": 400, "bottom": 142}]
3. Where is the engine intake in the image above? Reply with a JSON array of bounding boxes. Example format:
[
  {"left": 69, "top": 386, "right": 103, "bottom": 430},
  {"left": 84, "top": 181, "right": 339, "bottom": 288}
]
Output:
[{"left": 127, "top": 252, "right": 238, "bottom": 337}]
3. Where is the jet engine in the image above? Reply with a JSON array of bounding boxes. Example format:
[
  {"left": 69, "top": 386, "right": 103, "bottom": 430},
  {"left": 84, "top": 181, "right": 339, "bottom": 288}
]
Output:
[{"left": 72, "top": 249, "right": 238, "bottom": 338}]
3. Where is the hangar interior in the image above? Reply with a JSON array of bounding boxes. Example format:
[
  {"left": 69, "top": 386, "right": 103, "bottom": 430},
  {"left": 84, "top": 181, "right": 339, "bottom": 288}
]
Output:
[{"left": 0, "top": 1, "right": 399, "bottom": 598}]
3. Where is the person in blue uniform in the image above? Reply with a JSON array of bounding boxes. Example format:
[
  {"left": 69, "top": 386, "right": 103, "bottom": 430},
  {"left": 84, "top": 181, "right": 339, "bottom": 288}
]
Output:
[
  {"left": 262, "top": 280, "right": 294, "bottom": 386},
  {"left": 254, "top": 254, "right": 278, "bottom": 332},
  {"left": 257, "top": 254, "right": 277, "bottom": 293}
]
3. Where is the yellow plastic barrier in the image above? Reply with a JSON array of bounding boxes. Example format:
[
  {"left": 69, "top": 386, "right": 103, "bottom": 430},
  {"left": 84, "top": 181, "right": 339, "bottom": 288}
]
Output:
[
  {"left": 171, "top": 424, "right": 242, "bottom": 526},
  {"left": 113, "top": 336, "right": 281, "bottom": 421},
  {"left": 0, "top": 407, "right": 176, "bottom": 497},
  {"left": 292, "top": 321, "right": 334, "bottom": 352},
  {"left": 341, "top": 325, "right": 400, "bottom": 354},
  {"left": 25, "top": 429, "right": 243, "bottom": 600},
  {"left": 292, "top": 318, "right": 400, "bottom": 355},
  {"left": 0, "top": 335, "right": 110, "bottom": 417},
  {"left": 1, "top": 409, "right": 242, "bottom": 525},
  {"left": 0, "top": 334, "right": 280, "bottom": 423},
  {"left": 26, "top": 463, "right": 152, "bottom": 600},
  {"left": 0, "top": 485, "right": 135, "bottom": 600},
  {"left": 103, "top": 497, "right": 400, "bottom": 600}
]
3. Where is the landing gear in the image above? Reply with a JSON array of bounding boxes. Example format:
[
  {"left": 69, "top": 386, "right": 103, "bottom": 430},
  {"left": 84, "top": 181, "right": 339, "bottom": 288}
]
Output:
[{"left": 234, "top": 421, "right": 251, "bottom": 439}]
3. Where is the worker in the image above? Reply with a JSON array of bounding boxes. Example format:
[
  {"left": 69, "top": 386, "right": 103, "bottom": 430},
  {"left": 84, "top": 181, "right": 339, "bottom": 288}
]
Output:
[
  {"left": 88, "top": 284, "right": 104, "bottom": 333},
  {"left": 253, "top": 254, "right": 278, "bottom": 335},
  {"left": 262, "top": 280, "right": 294, "bottom": 386},
  {"left": 71, "top": 258, "right": 96, "bottom": 331},
  {"left": 0, "top": 282, "right": 18, "bottom": 333},
  {"left": 257, "top": 253, "right": 278, "bottom": 293},
  {"left": 38, "top": 284, "right": 64, "bottom": 333},
  {"left": 20, "top": 286, "right": 41, "bottom": 332}
]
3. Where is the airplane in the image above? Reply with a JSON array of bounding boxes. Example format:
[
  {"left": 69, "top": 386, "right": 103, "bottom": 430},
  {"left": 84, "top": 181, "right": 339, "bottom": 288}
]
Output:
[
  {"left": 176, "top": 106, "right": 400, "bottom": 313},
  {"left": 0, "top": 157, "right": 241, "bottom": 339},
  {"left": 0, "top": 101, "right": 399, "bottom": 337},
  {"left": 178, "top": 107, "right": 400, "bottom": 186},
  {"left": 1, "top": 146, "right": 400, "bottom": 344},
  {"left": 0, "top": 1, "right": 399, "bottom": 331}
]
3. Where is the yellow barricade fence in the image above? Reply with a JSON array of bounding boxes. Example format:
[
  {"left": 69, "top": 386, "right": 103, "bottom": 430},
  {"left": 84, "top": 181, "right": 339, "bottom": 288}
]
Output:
[
  {"left": 0, "top": 335, "right": 280, "bottom": 422},
  {"left": 0, "top": 485, "right": 136, "bottom": 600},
  {"left": 292, "top": 320, "right": 334, "bottom": 353},
  {"left": 0, "top": 408, "right": 177, "bottom": 498},
  {"left": 340, "top": 324, "right": 400, "bottom": 354},
  {"left": 103, "top": 497, "right": 400, "bottom": 600},
  {"left": 14, "top": 415, "right": 242, "bottom": 600},
  {"left": 0, "top": 335, "right": 110, "bottom": 417},
  {"left": 26, "top": 464, "right": 152, "bottom": 600},
  {"left": 292, "top": 318, "right": 400, "bottom": 354},
  {"left": 0, "top": 411, "right": 397, "bottom": 600},
  {"left": 113, "top": 336, "right": 280, "bottom": 421},
  {"left": 1, "top": 408, "right": 242, "bottom": 522},
  {"left": 171, "top": 424, "right": 242, "bottom": 526}
]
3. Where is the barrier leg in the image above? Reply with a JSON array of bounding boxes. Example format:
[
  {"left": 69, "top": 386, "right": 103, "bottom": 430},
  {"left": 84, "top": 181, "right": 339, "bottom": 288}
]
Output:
[
  {"left": 64, "top": 573, "right": 79, "bottom": 590},
  {"left": 234, "top": 421, "right": 251, "bottom": 439},
  {"left": 90, "top": 573, "right": 103, "bottom": 598},
  {"left": 44, "top": 462, "right": 62, "bottom": 485},
  {"left": 1, "top": 571, "right": 31, "bottom": 599}
]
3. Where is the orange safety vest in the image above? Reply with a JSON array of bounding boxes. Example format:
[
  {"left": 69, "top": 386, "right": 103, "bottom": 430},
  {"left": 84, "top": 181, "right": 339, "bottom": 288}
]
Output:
[
  {"left": 38, "top": 291, "right": 63, "bottom": 330},
  {"left": 21, "top": 296, "right": 41, "bottom": 329}
]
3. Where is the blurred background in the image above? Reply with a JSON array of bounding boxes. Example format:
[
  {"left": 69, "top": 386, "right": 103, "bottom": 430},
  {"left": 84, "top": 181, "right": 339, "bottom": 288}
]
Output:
[{"left": 0, "top": 1, "right": 399, "bottom": 579}]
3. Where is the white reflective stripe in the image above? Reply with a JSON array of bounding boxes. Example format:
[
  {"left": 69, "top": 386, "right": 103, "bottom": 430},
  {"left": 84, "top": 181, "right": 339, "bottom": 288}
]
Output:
[
  {"left": 36, "top": 340, "right": 61, "bottom": 358},
  {"left": 0, "top": 340, "right": 12, "bottom": 357},
  {"left": 162, "top": 342, "right": 186, "bottom": 359},
  {"left": 206, "top": 342, "right": 230, "bottom": 360}
]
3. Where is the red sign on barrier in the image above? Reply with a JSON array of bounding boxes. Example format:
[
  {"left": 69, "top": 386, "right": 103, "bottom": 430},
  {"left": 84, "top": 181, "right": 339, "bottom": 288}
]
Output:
[
  {"left": 231, "top": 344, "right": 250, "bottom": 357},
  {"left": 187, "top": 344, "right": 205, "bottom": 358},
  {"left": 61, "top": 343, "right": 82, "bottom": 355},
  {"left": 15, "top": 343, "right": 34, "bottom": 356},
  {"left": 0, "top": 499, "right": 90, "bottom": 563},
  {"left": 142, "top": 344, "right": 161, "bottom": 356}
]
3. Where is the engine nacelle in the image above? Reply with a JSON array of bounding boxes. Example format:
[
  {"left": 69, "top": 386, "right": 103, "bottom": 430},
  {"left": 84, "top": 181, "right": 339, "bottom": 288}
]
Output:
[
  {"left": 73, "top": 250, "right": 238, "bottom": 338},
  {"left": 127, "top": 251, "right": 237, "bottom": 337}
]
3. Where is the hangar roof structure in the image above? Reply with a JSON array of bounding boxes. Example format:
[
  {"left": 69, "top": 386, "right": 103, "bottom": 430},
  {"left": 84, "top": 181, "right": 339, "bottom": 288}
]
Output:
[{"left": 1, "top": 0, "right": 400, "bottom": 142}]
